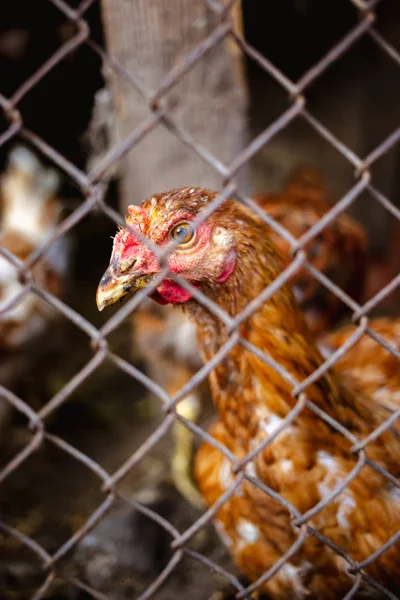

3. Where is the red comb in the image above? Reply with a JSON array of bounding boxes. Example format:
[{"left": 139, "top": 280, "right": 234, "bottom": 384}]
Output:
[
  {"left": 113, "top": 205, "right": 148, "bottom": 258},
  {"left": 127, "top": 205, "right": 147, "bottom": 230}
]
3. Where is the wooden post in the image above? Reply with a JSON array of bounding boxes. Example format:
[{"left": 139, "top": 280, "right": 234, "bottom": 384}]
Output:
[{"left": 99, "top": 0, "right": 248, "bottom": 210}]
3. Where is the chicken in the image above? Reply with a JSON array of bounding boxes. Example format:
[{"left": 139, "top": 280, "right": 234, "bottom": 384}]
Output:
[
  {"left": 131, "top": 168, "right": 367, "bottom": 507},
  {"left": 97, "top": 187, "right": 399, "bottom": 599},
  {"left": 0, "top": 146, "right": 69, "bottom": 398}
]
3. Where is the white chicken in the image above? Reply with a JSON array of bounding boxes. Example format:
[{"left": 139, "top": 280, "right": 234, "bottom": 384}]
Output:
[{"left": 0, "top": 146, "right": 70, "bottom": 423}]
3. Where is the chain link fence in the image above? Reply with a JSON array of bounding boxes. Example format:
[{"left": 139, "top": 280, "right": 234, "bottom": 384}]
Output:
[{"left": 0, "top": 0, "right": 399, "bottom": 598}]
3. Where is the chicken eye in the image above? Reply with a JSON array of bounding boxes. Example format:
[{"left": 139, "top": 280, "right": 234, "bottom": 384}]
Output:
[{"left": 171, "top": 222, "right": 194, "bottom": 245}]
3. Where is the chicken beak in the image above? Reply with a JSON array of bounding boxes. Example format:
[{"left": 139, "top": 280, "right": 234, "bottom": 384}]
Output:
[{"left": 96, "top": 267, "right": 155, "bottom": 311}]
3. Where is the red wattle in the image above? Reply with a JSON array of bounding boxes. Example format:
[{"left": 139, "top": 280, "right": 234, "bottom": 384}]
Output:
[{"left": 155, "top": 279, "right": 195, "bottom": 304}]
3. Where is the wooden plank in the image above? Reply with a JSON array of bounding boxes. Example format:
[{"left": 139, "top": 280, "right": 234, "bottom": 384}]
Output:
[{"left": 99, "top": 0, "right": 248, "bottom": 209}]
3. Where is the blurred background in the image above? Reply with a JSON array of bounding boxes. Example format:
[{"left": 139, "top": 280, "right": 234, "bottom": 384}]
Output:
[{"left": 0, "top": 1, "right": 400, "bottom": 598}]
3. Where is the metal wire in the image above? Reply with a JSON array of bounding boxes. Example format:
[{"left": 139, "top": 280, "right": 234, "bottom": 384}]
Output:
[{"left": 0, "top": 0, "right": 399, "bottom": 598}]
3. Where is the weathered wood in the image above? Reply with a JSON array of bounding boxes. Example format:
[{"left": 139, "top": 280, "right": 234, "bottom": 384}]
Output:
[{"left": 99, "top": 0, "right": 248, "bottom": 209}]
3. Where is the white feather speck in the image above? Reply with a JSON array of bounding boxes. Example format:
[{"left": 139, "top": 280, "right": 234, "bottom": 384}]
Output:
[
  {"left": 317, "top": 451, "right": 339, "bottom": 473},
  {"left": 281, "top": 459, "right": 294, "bottom": 474},
  {"left": 236, "top": 519, "right": 259, "bottom": 544},
  {"left": 317, "top": 451, "right": 355, "bottom": 531},
  {"left": 245, "top": 461, "right": 257, "bottom": 477},
  {"left": 219, "top": 459, "right": 233, "bottom": 490},
  {"left": 278, "top": 563, "right": 311, "bottom": 598},
  {"left": 260, "top": 414, "right": 285, "bottom": 437},
  {"left": 337, "top": 491, "right": 356, "bottom": 529},
  {"left": 0, "top": 258, "right": 32, "bottom": 322}
]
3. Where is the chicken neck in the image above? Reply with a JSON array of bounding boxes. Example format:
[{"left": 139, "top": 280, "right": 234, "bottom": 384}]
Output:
[{"left": 182, "top": 215, "right": 374, "bottom": 444}]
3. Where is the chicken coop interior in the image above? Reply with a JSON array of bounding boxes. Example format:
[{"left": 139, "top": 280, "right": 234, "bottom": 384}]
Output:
[{"left": 1, "top": 1, "right": 400, "bottom": 599}]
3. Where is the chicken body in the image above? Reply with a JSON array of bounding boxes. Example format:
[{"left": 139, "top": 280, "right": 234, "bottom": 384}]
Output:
[
  {"left": 132, "top": 168, "right": 367, "bottom": 507},
  {"left": 97, "top": 187, "right": 399, "bottom": 599},
  {"left": 195, "top": 319, "right": 400, "bottom": 598}
]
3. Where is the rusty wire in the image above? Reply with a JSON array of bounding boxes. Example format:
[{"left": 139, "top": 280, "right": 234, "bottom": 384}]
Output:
[{"left": 0, "top": 0, "right": 399, "bottom": 599}]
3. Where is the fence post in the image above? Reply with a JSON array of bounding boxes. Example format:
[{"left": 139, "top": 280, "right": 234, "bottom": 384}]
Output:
[{"left": 99, "top": 0, "right": 249, "bottom": 210}]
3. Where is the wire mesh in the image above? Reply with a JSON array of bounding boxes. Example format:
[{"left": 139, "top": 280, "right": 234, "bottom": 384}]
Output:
[{"left": 0, "top": 0, "right": 399, "bottom": 599}]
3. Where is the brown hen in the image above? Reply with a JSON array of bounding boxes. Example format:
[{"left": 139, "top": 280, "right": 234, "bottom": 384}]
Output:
[
  {"left": 131, "top": 168, "right": 367, "bottom": 507},
  {"left": 97, "top": 187, "right": 399, "bottom": 599}
]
